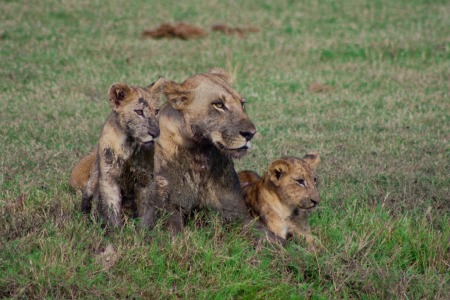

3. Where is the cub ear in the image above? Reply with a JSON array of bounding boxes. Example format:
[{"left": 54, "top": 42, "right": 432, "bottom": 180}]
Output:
[
  {"left": 164, "top": 80, "right": 192, "bottom": 110},
  {"left": 108, "top": 82, "right": 132, "bottom": 109},
  {"left": 208, "top": 67, "right": 232, "bottom": 84},
  {"left": 268, "top": 159, "right": 290, "bottom": 186},
  {"left": 302, "top": 152, "right": 320, "bottom": 171},
  {"left": 147, "top": 77, "right": 165, "bottom": 103}
]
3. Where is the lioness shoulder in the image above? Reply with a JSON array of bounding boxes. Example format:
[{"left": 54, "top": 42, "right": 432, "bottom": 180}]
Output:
[
  {"left": 79, "top": 79, "right": 164, "bottom": 227},
  {"left": 239, "top": 153, "right": 321, "bottom": 246}
]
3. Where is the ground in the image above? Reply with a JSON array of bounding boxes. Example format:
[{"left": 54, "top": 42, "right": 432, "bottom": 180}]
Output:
[{"left": 1, "top": 0, "right": 449, "bottom": 298}]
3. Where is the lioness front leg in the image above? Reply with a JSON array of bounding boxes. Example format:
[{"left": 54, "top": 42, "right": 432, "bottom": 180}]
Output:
[
  {"left": 98, "top": 179, "right": 123, "bottom": 227},
  {"left": 167, "top": 206, "right": 185, "bottom": 234},
  {"left": 139, "top": 175, "right": 169, "bottom": 229}
]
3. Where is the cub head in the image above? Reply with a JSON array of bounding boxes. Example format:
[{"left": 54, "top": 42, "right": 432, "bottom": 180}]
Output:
[
  {"left": 266, "top": 152, "right": 321, "bottom": 210},
  {"left": 108, "top": 78, "right": 164, "bottom": 146},
  {"left": 163, "top": 68, "right": 256, "bottom": 158}
]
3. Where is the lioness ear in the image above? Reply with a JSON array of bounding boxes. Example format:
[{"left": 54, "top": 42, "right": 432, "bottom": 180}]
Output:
[
  {"left": 268, "top": 159, "right": 290, "bottom": 186},
  {"left": 147, "top": 77, "right": 165, "bottom": 103},
  {"left": 164, "top": 80, "right": 192, "bottom": 110},
  {"left": 302, "top": 152, "right": 320, "bottom": 171},
  {"left": 208, "top": 67, "right": 232, "bottom": 84},
  {"left": 108, "top": 82, "right": 132, "bottom": 109}
]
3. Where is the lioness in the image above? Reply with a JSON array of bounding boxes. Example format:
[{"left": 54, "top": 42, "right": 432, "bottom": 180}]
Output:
[
  {"left": 238, "top": 153, "right": 320, "bottom": 246},
  {"left": 79, "top": 79, "right": 164, "bottom": 227},
  {"left": 140, "top": 68, "right": 257, "bottom": 231}
]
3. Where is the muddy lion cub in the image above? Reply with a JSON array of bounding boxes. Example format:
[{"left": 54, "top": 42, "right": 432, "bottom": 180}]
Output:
[
  {"left": 238, "top": 153, "right": 321, "bottom": 247},
  {"left": 76, "top": 79, "right": 164, "bottom": 227}
]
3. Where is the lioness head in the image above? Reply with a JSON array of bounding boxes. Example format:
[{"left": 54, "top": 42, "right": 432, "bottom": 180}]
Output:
[
  {"left": 266, "top": 152, "right": 320, "bottom": 210},
  {"left": 108, "top": 78, "right": 164, "bottom": 145},
  {"left": 163, "top": 68, "right": 256, "bottom": 158}
]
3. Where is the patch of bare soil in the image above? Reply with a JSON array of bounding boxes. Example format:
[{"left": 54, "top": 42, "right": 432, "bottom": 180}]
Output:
[
  {"left": 142, "top": 22, "right": 207, "bottom": 40},
  {"left": 308, "top": 82, "right": 332, "bottom": 93},
  {"left": 211, "top": 23, "right": 260, "bottom": 37}
]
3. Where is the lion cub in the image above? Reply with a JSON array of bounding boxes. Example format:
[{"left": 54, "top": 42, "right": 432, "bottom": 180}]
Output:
[
  {"left": 78, "top": 79, "right": 164, "bottom": 227},
  {"left": 238, "top": 153, "right": 320, "bottom": 246}
]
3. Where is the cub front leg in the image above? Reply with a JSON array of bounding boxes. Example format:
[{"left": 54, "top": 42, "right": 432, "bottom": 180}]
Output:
[
  {"left": 215, "top": 190, "right": 287, "bottom": 245},
  {"left": 262, "top": 210, "right": 288, "bottom": 239},
  {"left": 98, "top": 177, "right": 123, "bottom": 227},
  {"left": 288, "top": 219, "right": 319, "bottom": 251}
]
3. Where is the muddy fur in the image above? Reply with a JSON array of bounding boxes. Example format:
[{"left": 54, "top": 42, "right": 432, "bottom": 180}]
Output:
[{"left": 76, "top": 79, "right": 164, "bottom": 228}]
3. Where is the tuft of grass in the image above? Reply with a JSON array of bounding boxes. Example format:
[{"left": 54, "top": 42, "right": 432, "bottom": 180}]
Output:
[{"left": 1, "top": 0, "right": 449, "bottom": 298}]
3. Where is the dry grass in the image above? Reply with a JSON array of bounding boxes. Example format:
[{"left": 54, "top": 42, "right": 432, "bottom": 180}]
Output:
[{"left": 1, "top": 0, "right": 449, "bottom": 298}]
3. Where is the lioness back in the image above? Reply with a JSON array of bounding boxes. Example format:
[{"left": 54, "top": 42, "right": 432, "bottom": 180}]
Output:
[
  {"left": 80, "top": 79, "right": 164, "bottom": 227},
  {"left": 238, "top": 153, "right": 321, "bottom": 245},
  {"left": 69, "top": 150, "right": 96, "bottom": 191}
]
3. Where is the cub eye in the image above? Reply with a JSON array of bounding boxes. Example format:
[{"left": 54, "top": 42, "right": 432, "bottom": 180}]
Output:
[
  {"left": 212, "top": 101, "right": 226, "bottom": 111},
  {"left": 135, "top": 110, "right": 144, "bottom": 116},
  {"left": 296, "top": 179, "right": 306, "bottom": 187},
  {"left": 314, "top": 177, "right": 318, "bottom": 184},
  {"left": 155, "top": 109, "right": 160, "bottom": 116}
]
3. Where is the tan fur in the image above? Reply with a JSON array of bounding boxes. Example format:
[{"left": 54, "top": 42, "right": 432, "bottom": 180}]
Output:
[
  {"left": 239, "top": 153, "right": 321, "bottom": 246},
  {"left": 140, "top": 68, "right": 258, "bottom": 232},
  {"left": 69, "top": 150, "right": 96, "bottom": 191},
  {"left": 79, "top": 79, "right": 164, "bottom": 227}
]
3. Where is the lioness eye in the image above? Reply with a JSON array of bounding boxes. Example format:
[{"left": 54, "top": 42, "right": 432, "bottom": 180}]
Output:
[
  {"left": 212, "top": 101, "right": 226, "bottom": 111},
  {"left": 135, "top": 110, "right": 144, "bottom": 116},
  {"left": 297, "top": 179, "right": 306, "bottom": 186},
  {"left": 155, "top": 109, "right": 160, "bottom": 116}
]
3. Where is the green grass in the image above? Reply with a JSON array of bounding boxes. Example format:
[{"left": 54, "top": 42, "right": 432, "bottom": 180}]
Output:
[{"left": 1, "top": 0, "right": 449, "bottom": 298}]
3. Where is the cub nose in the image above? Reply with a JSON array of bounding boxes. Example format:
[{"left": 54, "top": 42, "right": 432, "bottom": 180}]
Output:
[{"left": 240, "top": 129, "right": 256, "bottom": 141}]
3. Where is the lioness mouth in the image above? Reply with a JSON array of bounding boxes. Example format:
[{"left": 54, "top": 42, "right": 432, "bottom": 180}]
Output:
[
  {"left": 218, "top": 143, "right": 249, "bottom": 151},
  {"left": 220, "top": 140, "right": 251, "bottom": 151},
  {"left": 231, "top": 145, "right": 249, "bottom": 151}
]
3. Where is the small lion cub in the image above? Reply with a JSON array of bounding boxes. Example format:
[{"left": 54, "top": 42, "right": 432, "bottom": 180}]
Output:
[
  {"left": 80, "top": 79, "right": 164, "bottom": 228},
  {"left": 238, "top": 153, "right": 321, "bottom": 247}
]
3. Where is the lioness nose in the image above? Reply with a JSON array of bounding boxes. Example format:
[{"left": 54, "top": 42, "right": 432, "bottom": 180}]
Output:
[
  {"left": 148, "top": 128, "right": 160, "bottom": 138},
  {"left": 240, "top": 130, "right": 256, "bottom": 141}
]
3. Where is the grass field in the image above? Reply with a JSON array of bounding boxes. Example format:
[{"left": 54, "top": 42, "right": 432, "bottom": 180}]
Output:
[{"left": 1, "top": 0, "right": 449, "bottom": 298}]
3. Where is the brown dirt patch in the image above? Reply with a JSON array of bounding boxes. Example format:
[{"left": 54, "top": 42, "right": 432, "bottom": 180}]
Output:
[
  {"left": 211, "top": 23, "right": 260, "bottom": 37},
  {"left": 142, "top": 22, "right": 207, "bottom": 40}
]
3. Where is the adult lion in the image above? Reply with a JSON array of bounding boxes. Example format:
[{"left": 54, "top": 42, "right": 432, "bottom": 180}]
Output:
[{"left": 140, "top": 68, "right": 257, "bottom": 232}]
